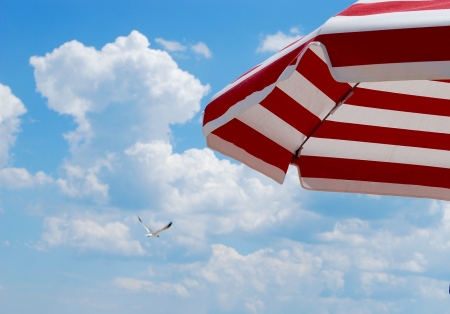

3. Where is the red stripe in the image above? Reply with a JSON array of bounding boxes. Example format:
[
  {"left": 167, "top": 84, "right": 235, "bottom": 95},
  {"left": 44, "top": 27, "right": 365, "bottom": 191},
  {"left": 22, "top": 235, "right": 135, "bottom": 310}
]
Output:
[
  {"left": 297, "top": 49, "right": 351, "bottom": 102},
  {"left": 260, "top": 87, "right": 321, "bottom": 137},
  {"left": 314, "top": 121, "right": 450, "bottom": 151},
  {"left": 231, "top": 64, "right": 262, "bottom": 83},
  {"left": 203, "top": 42, "right": 309, "bottom": 126},
  {"left": 296, "top": 156, "right": 450, "bottom": 190},
  {"left": 338, "top": 1, "right": 450, "bottom": 16},
  {"left": 279, "top": 37, "right": 304, "bottom": 52},
  {"left": 316, "top": 26, "right": 450, "bottom": 66},
  {"left": 212, "top": 119, "right": 292, "bottom": 173},
  {"left": 348, "top": 87, "right": 450, "bottom": 116}
]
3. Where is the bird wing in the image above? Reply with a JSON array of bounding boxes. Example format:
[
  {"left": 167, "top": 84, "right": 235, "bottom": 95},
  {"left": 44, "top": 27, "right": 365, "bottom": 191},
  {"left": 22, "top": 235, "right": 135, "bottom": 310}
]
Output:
[
  {"left": 153, "top": 222, "right": 172, "bottom": 236},
  {"left": 138, "top": 217, "right": 153, "bottom": 234}
]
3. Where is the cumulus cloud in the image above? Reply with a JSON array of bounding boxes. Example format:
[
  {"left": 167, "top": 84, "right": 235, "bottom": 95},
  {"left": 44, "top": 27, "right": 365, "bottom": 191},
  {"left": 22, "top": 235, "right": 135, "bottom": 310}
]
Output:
[
  {"left": 257, "top": 27, "right": 303, "bottom": 53},
  {"left": 155, "top": 38, "right": 187, "bottom": 52},
  {"left": 125, "top": 140, "right": 307, "bottom": 248},
  {"left": 30, "top": 31, "right": 209, "bottom": 201},
  {"left": 40, "top": 215, "right": 145, "bottom": 255},
  {"left": 0, "top": 84, "right": 27, "bottom": 167},
  {"left": 31, "top": 30, "right": 209, "bottom": 151},
  {"left": 191, "top": 42, "right": 212, "bottom": 58}
]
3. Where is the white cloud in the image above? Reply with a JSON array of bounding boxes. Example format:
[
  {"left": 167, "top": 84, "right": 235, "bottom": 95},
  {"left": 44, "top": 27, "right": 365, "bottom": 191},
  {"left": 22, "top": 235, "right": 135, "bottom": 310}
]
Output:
[
  {"left": 0, "top": 84, "right": 27, "bottom": 168},
  {"left": 125, "top": 140, "right": 308, "bottom": 248},
  {"left": 257, "top": 28, "right": 303, "bottom": 53},
  {"left": 40, "top": 215, "right": 145, "bottom": 256},
  {"left": 113, "top": 277, "right": 188, "bottom": 297},
  {"left": 30, "top": 31, "right": 209, "bottom": 201},
  {"left": 155, "top": 38, "right": 187, "bottom": 52},
  {"left": 192, "top": 243, "right": 322, "bottom": 290},
  {"left": 56, "top": 154, "right": 114, "bottom": 201},
  {"left": 191, "top": 42, "right": 212, "bottom": 58},
  {"left": 31, "top": 30, "right": 209, "bottom": 151},
  {"left": 0, "top": 168, "right": 52, "bottom": 189},
  {"left": 0, "top": 84, "right": 53, "bottom": 190}
]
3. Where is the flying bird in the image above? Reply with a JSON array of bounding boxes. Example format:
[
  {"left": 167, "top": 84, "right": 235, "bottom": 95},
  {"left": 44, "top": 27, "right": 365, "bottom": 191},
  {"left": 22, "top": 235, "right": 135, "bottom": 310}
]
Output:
[{"left": 138, "top": 217, "right": 172, "bottom": 238}]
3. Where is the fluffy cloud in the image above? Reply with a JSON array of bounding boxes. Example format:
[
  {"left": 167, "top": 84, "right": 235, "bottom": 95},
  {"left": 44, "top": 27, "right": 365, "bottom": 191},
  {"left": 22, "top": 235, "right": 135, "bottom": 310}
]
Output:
[
  {"left": 30, "top": 31, "right": 209, "bottom": 200},
  {"left": 0, "top": 167, "right": 52, "bottom": 189},
  {"left": 30, "top": 30, "right": 209, "bottom": 151},
  {"left": 0, "top": 84, "right": 27, "bottom": 167},
  {"left": 121, "top": 240, "right": 447, "bottom": 313},
  {"left": 56, "top": 154, "right": 114, "bottom": 201},
  {"left": 40, "top": 215, "right": 145, "bottom": 255},
  {"left": 257, "top": 27, "right": 303, "bottom": 53},
  {"left": 125, "top": 140, "right": 308, "bottom": 248},
  {"left": 105, "top": 200, "right": 450, "bottom": 312}
]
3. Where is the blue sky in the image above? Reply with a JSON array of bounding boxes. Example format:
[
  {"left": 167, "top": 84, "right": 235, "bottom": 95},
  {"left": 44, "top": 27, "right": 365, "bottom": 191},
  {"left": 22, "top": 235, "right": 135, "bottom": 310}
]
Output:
[{"left": 1, "top": 0, "right": 450, "bottom": 313}]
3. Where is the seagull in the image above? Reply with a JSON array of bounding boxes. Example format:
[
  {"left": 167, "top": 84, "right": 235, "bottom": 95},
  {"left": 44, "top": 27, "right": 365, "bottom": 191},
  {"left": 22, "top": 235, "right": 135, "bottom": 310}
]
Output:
[{"left": 138, "top": 217, "right": 172, "bottom": 238}]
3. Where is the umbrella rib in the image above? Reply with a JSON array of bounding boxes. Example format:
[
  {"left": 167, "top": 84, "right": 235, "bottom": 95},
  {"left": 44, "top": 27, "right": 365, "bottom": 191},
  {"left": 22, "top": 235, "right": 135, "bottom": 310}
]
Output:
[{"left": 293, "top": 82, "right": 360, "bottom": 160}]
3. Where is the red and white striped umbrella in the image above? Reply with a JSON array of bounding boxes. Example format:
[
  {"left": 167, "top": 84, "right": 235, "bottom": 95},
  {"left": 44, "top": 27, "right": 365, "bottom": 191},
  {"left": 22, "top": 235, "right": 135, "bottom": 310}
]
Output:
[{"left": 202, "top": 0, "right": 450, "bottom": 200}]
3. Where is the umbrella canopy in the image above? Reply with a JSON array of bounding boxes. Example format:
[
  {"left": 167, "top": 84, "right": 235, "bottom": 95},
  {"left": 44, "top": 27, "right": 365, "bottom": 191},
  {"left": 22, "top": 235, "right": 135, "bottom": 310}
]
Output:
[{"left": 202, "top": 0, "right": 450, "bottom": 200}]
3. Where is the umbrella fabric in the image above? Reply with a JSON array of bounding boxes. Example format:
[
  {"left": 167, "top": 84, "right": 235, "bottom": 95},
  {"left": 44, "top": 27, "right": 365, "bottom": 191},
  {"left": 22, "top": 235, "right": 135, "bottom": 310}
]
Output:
[{"left": 202, "top": 0, "right": 450, "bottom": 200}]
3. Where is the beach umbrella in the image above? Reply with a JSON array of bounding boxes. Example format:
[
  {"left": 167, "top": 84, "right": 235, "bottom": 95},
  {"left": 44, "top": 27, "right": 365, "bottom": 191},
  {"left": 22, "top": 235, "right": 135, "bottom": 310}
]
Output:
[{"left": 202, "top": 0, "right": 450, "bottom": 200}]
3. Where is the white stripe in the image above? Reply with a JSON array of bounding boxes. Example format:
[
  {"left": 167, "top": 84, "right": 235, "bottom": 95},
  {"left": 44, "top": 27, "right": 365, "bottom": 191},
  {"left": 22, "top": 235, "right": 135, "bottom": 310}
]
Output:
[
  {"left": 302, "top": 138, "right": 450, "bottom": 169},
  {"left": 203, "top": 43, "right": 312, "bottom": 136},
  {"left": 359, "top": 80, "right": 450, "bottom": 100},
  {"left": 209, "top": 29, "right": 321, "bottom": 102},
  {"left": 328, "top": 105, "right": 450, "bottom": 134},
  {"left": 321, "top": 9, "right": 450, "bottom": 34},
  {"left": 309, "top": 44, "right": 327, "bottom": 62},
  {"left": 236, "top": 104, "right": 306, "bottom": 153},
  {"left": 277, "top": 70, "right": 340, "bottom": 119},
  {"left": 299, "top": 177, "right": 450, "bottom": 201},
  {"left": 206, "top": 133, "right": 286, "bottom": 184},
  {"left": 203, "top": 80, "right": 279, "bottom": 136},
  {"left": 330, "top": 61, "right": 450, "bottom": 83}
]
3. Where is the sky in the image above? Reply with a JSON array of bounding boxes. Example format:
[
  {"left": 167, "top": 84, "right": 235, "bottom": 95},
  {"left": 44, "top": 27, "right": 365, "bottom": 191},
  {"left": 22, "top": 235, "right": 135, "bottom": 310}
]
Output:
[{"left": 1, "top": 0, "right": 450, "bottom": 313}]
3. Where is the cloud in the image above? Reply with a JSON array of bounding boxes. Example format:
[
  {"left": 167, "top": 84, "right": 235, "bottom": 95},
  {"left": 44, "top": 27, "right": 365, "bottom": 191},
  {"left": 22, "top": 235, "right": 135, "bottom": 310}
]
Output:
[
  {"left": 136, "top": 234, "right": 448, "bottom": 312},
  {"left": 0, "top": 168, "right": 52, "bottom": 188},
  {"left": 30, "top": 31, "right": 209, "bottom": 201},
  {"left": 40, "top": 215, "right": 145, "bottom": 255},
  {"left": 0, "top": 84, "right": 27, "bottom": 167},
  {"left": 56, "top": 154, "right": 114, "bottom": 201},
  {"left": 191, "top": 42, "right": 212, "bottom": 58},
  {"left": 113, "top": 277, "right": 189, "bottom": 297},
  {"left": 31, "top": 30, "right": 209, "bottom": 151},
  {"left": 125, "top": 140, "right": 308, "bottom": 248},
  {"left": 0, "top": 84, "right": 53, "bottom": 189},
  {"left": 155, "top": 38, "right": 212, "bottom": 58},
  {"left": 155, "top": 38, "right": 187, "bottom": 52},
  {"left": 257, "top": 28, "right": 303, "bottom": 53}
]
